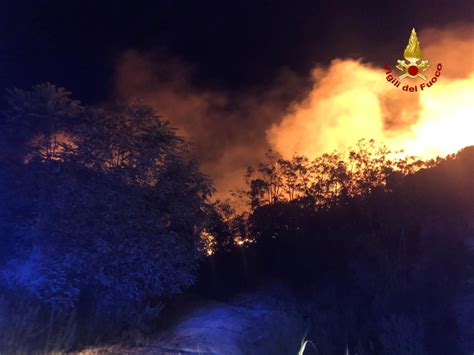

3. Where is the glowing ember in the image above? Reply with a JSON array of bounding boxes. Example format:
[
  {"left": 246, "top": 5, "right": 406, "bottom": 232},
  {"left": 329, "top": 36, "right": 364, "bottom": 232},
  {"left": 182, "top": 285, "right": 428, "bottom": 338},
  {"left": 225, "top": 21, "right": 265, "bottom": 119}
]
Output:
[{"left": 201, "top": 231, "right": 217, "bottom": 256}]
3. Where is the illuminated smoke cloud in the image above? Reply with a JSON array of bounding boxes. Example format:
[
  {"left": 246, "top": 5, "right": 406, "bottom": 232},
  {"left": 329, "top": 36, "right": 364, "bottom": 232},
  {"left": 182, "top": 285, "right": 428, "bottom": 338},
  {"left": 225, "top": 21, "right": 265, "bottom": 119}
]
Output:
[
  {"left": 114, "top": 50, "right": 307, "bottom": 197},
  {"left": 115, "top": 25, "right": 474, "bottom": 196},
  {"left": 267, "top": 25, "right": 474, "bottom": 160}
]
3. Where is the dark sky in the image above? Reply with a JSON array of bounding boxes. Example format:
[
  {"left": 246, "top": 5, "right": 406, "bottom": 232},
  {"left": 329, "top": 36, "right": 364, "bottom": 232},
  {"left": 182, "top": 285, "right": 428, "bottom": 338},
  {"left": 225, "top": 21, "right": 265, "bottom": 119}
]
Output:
[{"left": 1, "top": 0, "right": 473, "bottom": 102}]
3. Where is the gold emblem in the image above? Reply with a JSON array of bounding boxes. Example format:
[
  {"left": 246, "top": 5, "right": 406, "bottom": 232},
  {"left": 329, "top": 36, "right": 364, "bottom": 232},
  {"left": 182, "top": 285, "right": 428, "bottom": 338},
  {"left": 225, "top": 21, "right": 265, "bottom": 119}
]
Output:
[{"left": 396, "top": 28, "right": 430, "bottom": 80}]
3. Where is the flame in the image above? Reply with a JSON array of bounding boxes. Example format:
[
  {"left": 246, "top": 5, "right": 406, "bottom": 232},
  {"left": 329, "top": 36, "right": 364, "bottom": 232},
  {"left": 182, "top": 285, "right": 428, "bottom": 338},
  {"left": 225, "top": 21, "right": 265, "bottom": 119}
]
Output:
[
  {"left": 404, "top": 28, "right": 423, "bottom": 63},
  {"left": 397, "top": 73, "right": 474, "bottom": 157},
  {"left": 267, "top": 26, "right": 474, "bottom": 161},
  {"left": 233, "top": 236, "right": 254, "bottom": 246},
  {"left": 115, "top": 25, "right": 473, "bottom": 196},
  {"left": 201, "top": 230, "right": 217, "bottom": 256}
]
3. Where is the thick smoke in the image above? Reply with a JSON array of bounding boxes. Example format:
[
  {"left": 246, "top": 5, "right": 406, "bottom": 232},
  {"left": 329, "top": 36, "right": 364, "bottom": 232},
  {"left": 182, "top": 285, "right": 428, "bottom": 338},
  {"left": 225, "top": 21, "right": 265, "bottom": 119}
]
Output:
[
  {"left": 268, "top": 25, "right": 474, "bottom": 159},
  {"left": 115, "top": 50, "right": 308, "bottom": 197},
  {"left": 115, "top": 25, "right": 474, "bottom": 196}
]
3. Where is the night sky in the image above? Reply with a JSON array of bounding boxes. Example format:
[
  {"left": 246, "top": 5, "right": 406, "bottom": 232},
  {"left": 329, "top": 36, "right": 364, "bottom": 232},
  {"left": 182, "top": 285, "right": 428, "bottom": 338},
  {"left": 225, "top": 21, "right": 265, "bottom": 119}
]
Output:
[{"left": 2, "top": 0, "right": 473, "bottom": 103}]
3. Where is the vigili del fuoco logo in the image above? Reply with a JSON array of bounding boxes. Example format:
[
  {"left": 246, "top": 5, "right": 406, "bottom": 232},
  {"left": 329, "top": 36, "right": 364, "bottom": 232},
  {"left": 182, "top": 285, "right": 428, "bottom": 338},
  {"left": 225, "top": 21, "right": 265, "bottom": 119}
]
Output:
[{"left": 384, "top": 28, "right": 442, "bottom": 92}]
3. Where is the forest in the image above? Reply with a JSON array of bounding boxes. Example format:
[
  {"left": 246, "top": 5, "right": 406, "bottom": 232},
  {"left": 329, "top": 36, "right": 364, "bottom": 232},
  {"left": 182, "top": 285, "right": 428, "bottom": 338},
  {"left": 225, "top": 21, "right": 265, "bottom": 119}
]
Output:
[{"left": 0, "top": 83, "right": 473, "bottom": 354}]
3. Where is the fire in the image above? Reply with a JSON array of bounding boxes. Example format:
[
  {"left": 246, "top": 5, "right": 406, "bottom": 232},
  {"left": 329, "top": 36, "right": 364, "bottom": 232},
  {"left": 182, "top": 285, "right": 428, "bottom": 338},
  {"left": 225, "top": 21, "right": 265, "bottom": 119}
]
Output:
[
  {"left": 398, "top": 73, "right": 474, "bottom": 157},
  {"left": 115, "top": 25, "right": 473, "bottom": 195},
  {"left": 267, "top": 26, "right": 474, "bottom": 161},
  {"left": 201, "top": 230, "right": 217, "bottom": 256}
]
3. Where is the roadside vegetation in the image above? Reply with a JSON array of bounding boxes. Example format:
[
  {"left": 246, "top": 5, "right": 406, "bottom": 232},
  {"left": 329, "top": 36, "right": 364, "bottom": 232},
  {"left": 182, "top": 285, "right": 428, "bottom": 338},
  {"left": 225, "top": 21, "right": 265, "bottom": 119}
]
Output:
[{"left": 1, "top": 84, "right": 473, "bottom": 354}]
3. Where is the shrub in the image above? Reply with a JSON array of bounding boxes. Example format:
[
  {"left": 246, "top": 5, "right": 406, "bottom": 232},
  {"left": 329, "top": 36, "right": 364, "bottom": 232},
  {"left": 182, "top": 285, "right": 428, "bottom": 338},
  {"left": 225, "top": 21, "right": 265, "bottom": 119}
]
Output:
[{"left": 0, "top": 84, "right": 214, "bottom": 350}]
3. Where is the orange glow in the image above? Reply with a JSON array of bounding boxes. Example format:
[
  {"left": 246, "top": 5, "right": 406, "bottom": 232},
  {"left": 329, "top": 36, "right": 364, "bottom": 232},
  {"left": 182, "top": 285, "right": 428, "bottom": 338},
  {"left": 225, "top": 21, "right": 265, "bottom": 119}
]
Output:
[
  {"left": 398, "top": 74, "right": 474, "bottom": 157},
  {"left": 234, "top": 236, "right": 254, "bottom": 246},
  {"left": 200, "top": 231, "right": 217, "bottom": 256},
  {"left": 115, "top": 25, "right": 473, "bottom": 195},
  {"left": 267, "top": 26, "right": 474, "bottom": 161}
]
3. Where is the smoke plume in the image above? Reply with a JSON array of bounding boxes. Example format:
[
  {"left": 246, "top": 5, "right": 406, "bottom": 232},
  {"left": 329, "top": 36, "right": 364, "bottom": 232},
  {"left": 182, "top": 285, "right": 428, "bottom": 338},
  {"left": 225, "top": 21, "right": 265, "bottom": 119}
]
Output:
[
  {"left": 115, "top": 25, "right": 474, "bottom": 196},
  {"left": 268, "top": 24, "right": 474, "bottom": 159},
  {"left": 115, "top": 50, "right": 308, "bottom": 197}
]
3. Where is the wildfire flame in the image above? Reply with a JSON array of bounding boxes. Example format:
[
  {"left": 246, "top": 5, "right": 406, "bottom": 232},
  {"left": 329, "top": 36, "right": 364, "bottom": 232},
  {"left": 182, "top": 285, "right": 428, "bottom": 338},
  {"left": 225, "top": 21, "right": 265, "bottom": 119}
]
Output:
[
  {"left": 115, "top": 25, "right": 474, "bottom": 196},
  {"left": 399, "top": 73, "right": 474, "bottom": 157},
  {"left": 268, "top": 25, "right": 474, "bottom": 161}
]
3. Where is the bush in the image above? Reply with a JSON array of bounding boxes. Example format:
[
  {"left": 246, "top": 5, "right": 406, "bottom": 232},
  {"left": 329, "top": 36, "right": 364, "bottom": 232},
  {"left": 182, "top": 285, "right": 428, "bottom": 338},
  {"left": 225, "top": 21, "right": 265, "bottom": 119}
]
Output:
[{"left": 0, "top": 84, "right": 214, "bottom": 351}]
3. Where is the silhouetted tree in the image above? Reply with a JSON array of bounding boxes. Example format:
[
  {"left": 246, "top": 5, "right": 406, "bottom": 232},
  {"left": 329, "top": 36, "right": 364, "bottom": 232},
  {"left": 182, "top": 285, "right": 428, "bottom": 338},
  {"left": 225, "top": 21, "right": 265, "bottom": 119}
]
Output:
[
  {"left": 0, "top": 84, "right": 214, "bottom": 349},
  {"left": 211, "top": 141, "right": 474, "bottom": 354}
]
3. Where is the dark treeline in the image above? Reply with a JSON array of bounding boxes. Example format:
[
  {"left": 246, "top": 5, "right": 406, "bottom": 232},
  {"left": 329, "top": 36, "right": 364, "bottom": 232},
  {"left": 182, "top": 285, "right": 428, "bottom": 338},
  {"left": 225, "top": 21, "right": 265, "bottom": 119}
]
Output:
[
  {"left": 0, "top": 84, "right": 473, "bottom": 354},
  {"left": 202, "top": 141, "right": 474, "bottom": 354},
  {"left": 0, "top": 84, "right": 217, "bottom": 351}
]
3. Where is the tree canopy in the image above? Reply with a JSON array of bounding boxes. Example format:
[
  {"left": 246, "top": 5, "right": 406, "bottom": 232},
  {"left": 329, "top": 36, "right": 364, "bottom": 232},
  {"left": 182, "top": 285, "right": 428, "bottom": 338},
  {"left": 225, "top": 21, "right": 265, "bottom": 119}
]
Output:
[{"left": 0, "top": 84, "right": 214, "bottom": 348}]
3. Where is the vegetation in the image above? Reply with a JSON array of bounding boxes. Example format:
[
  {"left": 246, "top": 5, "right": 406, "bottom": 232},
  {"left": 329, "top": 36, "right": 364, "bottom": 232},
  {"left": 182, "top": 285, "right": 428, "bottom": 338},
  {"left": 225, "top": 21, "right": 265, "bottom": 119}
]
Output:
[
  {"left": 0, "top": 83, "right": 473, "bottom": 354},
  {"left": 203, "top": 142, "right": 474, "bottom": 354},
  {"left": 0, "top": 84, "right": 214, "bottom": 351}
]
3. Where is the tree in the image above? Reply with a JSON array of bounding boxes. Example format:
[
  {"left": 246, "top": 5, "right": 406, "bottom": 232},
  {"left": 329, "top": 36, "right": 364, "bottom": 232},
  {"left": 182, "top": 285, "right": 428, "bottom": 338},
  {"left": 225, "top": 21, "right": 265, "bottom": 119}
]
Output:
[
  {"left": 236, "top": 141, "right": 474, "bottom": 354},
  {"left": 0, "top": 84, "right": 214, "bottom": 349},
  {"left": 1, "top": 83, "right": 83, "bottom": 163}
]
